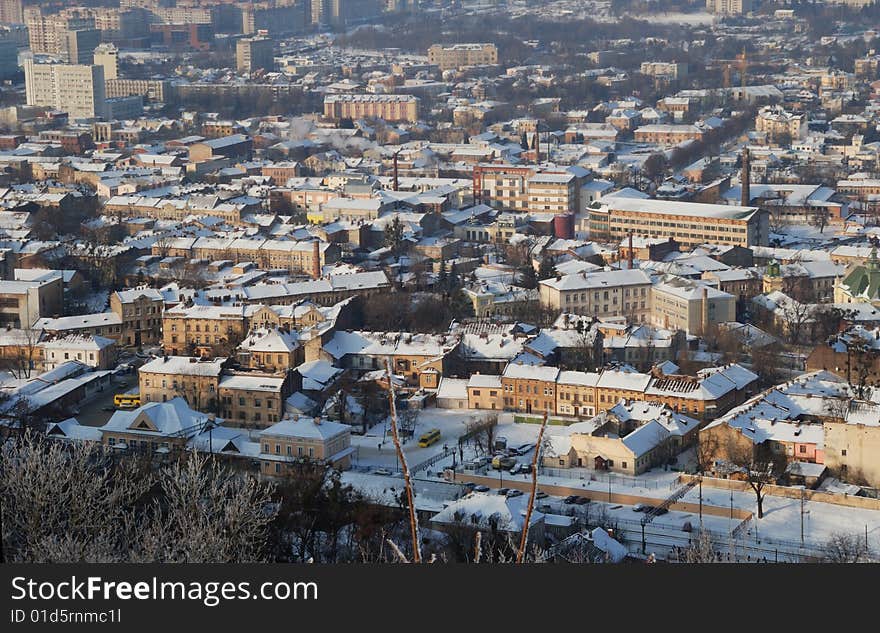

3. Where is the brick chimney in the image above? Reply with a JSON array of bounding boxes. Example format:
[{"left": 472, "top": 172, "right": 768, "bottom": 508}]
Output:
[
  {"left": 311, "top": 240, "right": 321, "bottom": 280},
  {"left": 628, "top": 232, "right": 634, "bottom": 270},
  {"left": 740, "top": 147, "right": 751, "bottom": 207}
]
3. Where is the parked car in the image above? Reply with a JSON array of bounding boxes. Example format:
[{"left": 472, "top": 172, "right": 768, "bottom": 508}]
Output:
[
  {"left": 497, "top": 488, "right": 510, "bottom": 496},
  {"left": 463, "top": 482, "right": 477, "bottom": 491},
  {"left": 373, "top": 468, "right": 393, "bottom": 476},
  {"left": 492, "top": 455, "right": 516, "bottom": 470},
  {"left": 506, "top": 489, "right": 523, "bottom": 498},
  {"left": 474, "top": 485, "right": 490, "bottom": 492},
  {"left": 654, "top": 507, "right": 669, "bottom": 516},
  {"left": 519, "top": 464, "right": 533, "bottom": 475},
  {"left": 516, "top": 443, "right": 535, "bottom": 455},
  {"left": 633, "top": 504, "right": 648, "bottom": 512},
  {"left": 563, "top": 495, "right": 580, "bottom": 505},
  {"left": 575, "top": 496, "right": 590, "bottom": 505},
  {"left": 535, "top": 491, "right": 549, "bottom": 499}
]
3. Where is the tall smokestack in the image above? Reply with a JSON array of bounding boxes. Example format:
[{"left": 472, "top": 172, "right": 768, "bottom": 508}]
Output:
[
  {"left": 312, "top": 240, "right": 321, "bottom": 280},
  {"left": 701, "top": 286, "right": 709, "bottom": 336},
  {"left": 628, "top": 232, "right": 634, "bottom": 270},
  {"left": 741, "top": 147, "right": 751, "bottom": 207},
  {"left": 393, "top": 151, "right": 399, "bottom": 191}
]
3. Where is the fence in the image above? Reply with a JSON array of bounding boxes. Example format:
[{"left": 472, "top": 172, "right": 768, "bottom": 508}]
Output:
[{"left": 540, "top": 467, "right": 679, "bottom": 491}]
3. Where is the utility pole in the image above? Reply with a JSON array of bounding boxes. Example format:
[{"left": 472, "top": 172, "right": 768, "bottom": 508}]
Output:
[
  {"left": 800, "top": 486, "right": 805, "bottom": 546},
  {"left": 698, "top": 476, "right": 703, "bottom": 529}
]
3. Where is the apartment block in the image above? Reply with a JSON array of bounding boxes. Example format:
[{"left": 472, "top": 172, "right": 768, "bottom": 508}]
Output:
[
  {"left": 427, "top": 43, "right": 498, "bottom": 70},
  {"left": 236, "top": 36, "right": 274, "bottom": 73},
  {"left": 24, "top": 60, "right": 106, "bottom": 119},
  {"left": 539, "top": 269, "right": 653, "bottom": 323},
  {"left": 323, "top": 94, "right": 420, "bottom": 123}
]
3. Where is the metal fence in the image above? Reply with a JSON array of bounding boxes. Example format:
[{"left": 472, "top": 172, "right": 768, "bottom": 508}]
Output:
[{"left": 538, "top": 467, "right": 679, "bottom": 491}]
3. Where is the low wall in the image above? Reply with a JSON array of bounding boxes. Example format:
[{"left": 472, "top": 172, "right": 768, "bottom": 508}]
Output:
[
  {"left": 679, "top": 474, "right": 880, "bottom": 511},
  {"left": 454, "top": 472, "right": 752, "bottom": 521}
]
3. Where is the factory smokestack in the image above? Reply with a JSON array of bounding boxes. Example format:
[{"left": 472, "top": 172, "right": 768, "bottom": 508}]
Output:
[
  {"left": 741, "top": 147, "right": 751, "bottom": 207},
  {"left": 393, "top": 151, "right": 399, "bottom": 191},
  {"left": 312, "top": 240, "right": 321, "bottom": 280}
]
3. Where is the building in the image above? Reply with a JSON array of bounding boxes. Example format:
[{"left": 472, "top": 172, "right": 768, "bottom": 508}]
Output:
[
  {"left": 188, "top": 134, "right": 253, "bottom": 163},
  {"left": 98, "top": 397, "right": 215, "bottom": 454},
  {"left": 706, "top": 0, "right": 752, "bottom": 13},
  {"left": 258, "top": 417, "right": 353, "bottom": 475},
  {"left": 24, "top": 61, "right": 106, "bottom": 120},
  {"left": 109, "top": 287, "right": 164, "bottom": 347},
  {"left": 500, "top": 363, "right": 560, "bottom": 414},
  {"left": 427, "top": 43, "right": 498, "bottom": 70},
  {"left": 138, "top": 356, "right": 228, "bottom": 410},
  {"left": 323, "top": 94, "right": 420, "bottom": 123},
  {"left": 65, "top": 28, "right": 100, "bottom": 65},
  {"left": 539, "top": 269, "right": 653, "bottom": 323},
  {"left": 105, "top": 78, "right": 173, "bottom": 103},
  {"left": 236, "top": 36, "right": 274, "bottom": 73},
  {"left": 0, "top": 35, "right": 19, "bottom": 81},
  {"left": 38, "top": 334, "right": 116, "bottom": 371},
  {"left": 823, "top": 404, "right": 880, "bottom": 486},
  {"left": 755, "top": 106, "right": 806, "bottom": 142},
  {"left": 93, "top": 42, "right": 118, "bottom": 80},
  {"left": 218, "top": 373, "right": 293, "bottom": 428},
  {"left": 640, "top": 62, "right": 688, "bottom": 80},
  {"left": 588, "top": 196, "right": 767, "bottom": 249},
  {"left": 633, "top": 124, "right": 704, "bottom": 145},
  {"left": 0, "top": 277, "right": 63, "bottom": 328},
  {"left": 650, "top": 277, "right": 736, "bottom": 336}
]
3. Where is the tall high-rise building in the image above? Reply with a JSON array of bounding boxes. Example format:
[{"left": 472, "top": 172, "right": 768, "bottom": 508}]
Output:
[
  {"left": 93, "top": 42, "right": 118, "bottom": 80},
  {"left": 0, "top": 35, "right": 18, "bottom": 79},
  {"left": 0, "top": 0, "right": 23, "bottom": 25},
  {"left": 705, "top": 0, "right": 752, "bottom": 14},
  {"left": 65, "top": 28, "right": 101, "bottom": 64},
  {"left": 25, "top": 8, "right": 95, "bottom": 57},
  {"left": 236, "top": 36, "right": 273, "bottom": 73},
  {"left": 24, "top": 60, "right": 106, "bottom": 119}
]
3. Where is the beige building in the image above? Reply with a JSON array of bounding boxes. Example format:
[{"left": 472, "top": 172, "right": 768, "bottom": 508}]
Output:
[
  {"left": 427, "top": 43, "right": 498, "bottom": 70},
  {"left": 24, "top": 60, "right": 107, "bottom": 119},
  {"left": 650, "top": 277, "right": 736, "bottom": 336},
  {"left": 823, "top": 406, "right": 880, "bottom": 486},
  {"left": 258, "top": 417, "right": 353, "bottom": 476},
  {"left": 39, "top": 334, "right": 116, "bottom": 371},
  {"left": 0, "top": 277, "right": 63, "bottom": 328},
  {"left": 588, "top": 197, "right": 768, "bottom": 249},
  {"left": 138, "top": 356, "right": 228, "bottom": 411},
  {"left": 706, "top": 0, "right": 752, "bottom": 14},
  {"left": 218, "top": 373, "right": 293, "bottom": 428},
  {"left": 539, "top": 269, "right": 653, "bottom": 323},
  {"left": 92, "top": 42, "right": 118, "bottom": 80},
  {"left": 323, "top": 94, "right": 420, "bottom": 123},
  {"left": 755, "top": 106, "right": 806, "bottom": 142},
  {"left": 633, "top": 124, "right": 704, "bottom": 145},
  {"left": 466, "top": 374, "right": 503, "bottom": 410},
  {"left": 110, "top": 287, "right": 163, "bottom": 348}
]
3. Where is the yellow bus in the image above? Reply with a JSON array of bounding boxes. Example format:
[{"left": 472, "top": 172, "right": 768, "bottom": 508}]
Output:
[
  {"left": 417, "top": 428, "right": 441, "bottom": 448},
  {"left": 114, "top": 394, "right": 141, "bottom": 409}
]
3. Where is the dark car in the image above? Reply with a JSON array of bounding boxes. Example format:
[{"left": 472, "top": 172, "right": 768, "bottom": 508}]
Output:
[
  {"left": 463, "top": 482, "right": 477, "bottom": 491},
  {"left": 654, "top": 507, "right": 669, "bottom": 516},
  {"left": 535, "top": 491, "right": 548, "bottom": 499},
  {"left": 563, "top": 495, "right": 580, "bottom": 505},
  {"left": 506, "top": 489, "right": 523, "bottom": 498},
  {"left": 473, "top": 485, "right": 490, "bottom": 492},
  {"left": 497, "top": 488, "right": 510, "bottom": 496},
  {"left": 575, "top": 496, "right": 591, "bottom": 505}
]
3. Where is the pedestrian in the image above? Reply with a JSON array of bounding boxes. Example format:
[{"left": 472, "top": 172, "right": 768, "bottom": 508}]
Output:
[{"left": 378, "top": 442, "right": 382, "bottom": 452}]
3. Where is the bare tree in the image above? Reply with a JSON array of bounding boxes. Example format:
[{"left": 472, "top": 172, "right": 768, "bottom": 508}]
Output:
[
  {"left": 0, "top": 433, "right": 276, "bottom": 563},
  {"left": 464, "top": 413, "right": 499, "bottom": 456},
  {"left": 681, "top": 530, "right": 719, "bottom": 563},
  {"left": 730, "top": 442, "right": 788, "bottom": 519},
  {"left": 822, "top": 532, "right": 870, "bottom": 563}
]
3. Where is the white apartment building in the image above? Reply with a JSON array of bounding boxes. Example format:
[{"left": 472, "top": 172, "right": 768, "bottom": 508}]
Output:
[{"left": 24, "top": 60, "right": 106, "bottom": 119}]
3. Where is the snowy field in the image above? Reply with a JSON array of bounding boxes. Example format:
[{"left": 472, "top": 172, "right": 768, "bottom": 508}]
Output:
[{"left": 347, "top": 408, "right": 880, "bottom": 560}]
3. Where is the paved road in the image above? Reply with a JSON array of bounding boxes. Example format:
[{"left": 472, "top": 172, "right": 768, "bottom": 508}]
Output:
[{"left": 76, "top": 375, "right": 137, "bottom": 427}]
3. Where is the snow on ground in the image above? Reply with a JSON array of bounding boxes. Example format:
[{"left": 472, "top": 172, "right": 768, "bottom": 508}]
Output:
[{"left": 347, "top": 407, "right": 880, "bottom": 558}]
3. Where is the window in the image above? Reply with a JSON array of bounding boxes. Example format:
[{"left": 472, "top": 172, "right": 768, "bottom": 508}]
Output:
[
  {"left": 473, "top": 390, "right": 481, "bottom": 396},
  {"left": 309, "top": 447, "right": 314, "bottom": 457},
  {"left": 841, "top": 449, "right": 847, "bottom": 456},
  {"left": 622, "top": 462, "right": 627, "bottom": 469},
  {"left": 298, "top": 446, "right": 304, "bottom": 456},
  {"left": 799, "top": 445, "right": 806, "bottom": 453}
]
